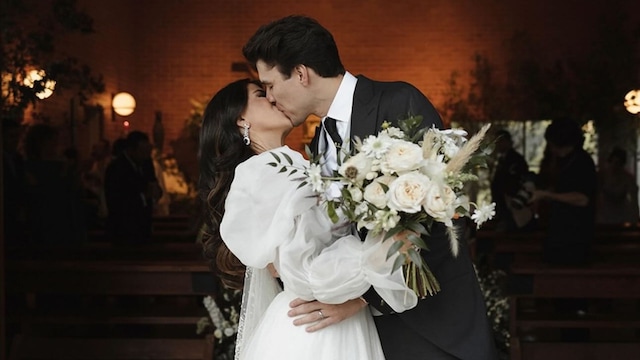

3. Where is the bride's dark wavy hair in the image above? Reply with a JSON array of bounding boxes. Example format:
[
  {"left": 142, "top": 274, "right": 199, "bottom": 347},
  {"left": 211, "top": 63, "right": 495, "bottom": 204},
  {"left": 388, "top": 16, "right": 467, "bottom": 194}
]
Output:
[{"left": 198, "top": 78, "right": 260, "bottom": 289}]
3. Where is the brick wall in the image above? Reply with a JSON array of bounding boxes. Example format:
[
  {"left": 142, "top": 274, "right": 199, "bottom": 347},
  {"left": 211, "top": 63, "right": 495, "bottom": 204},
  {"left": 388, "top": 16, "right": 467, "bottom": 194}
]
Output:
[{"left": 39, "top": 0, "right": 639, "bottom": 158}]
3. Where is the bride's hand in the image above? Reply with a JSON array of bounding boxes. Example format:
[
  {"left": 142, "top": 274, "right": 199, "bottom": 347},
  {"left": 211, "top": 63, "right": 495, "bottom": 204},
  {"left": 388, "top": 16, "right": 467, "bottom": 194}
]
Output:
[{"left": 287, "top": 298, "right": 367, "bottom": 332}]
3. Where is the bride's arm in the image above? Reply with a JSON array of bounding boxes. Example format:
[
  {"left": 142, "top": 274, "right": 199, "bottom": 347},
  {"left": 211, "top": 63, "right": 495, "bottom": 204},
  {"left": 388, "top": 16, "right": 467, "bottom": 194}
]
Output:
[
  {"left": 303, "top": 230, "right": 418, "bottom": 312},
  {"left": 286, "top": 230, "right": 419, "bottom": 332}
]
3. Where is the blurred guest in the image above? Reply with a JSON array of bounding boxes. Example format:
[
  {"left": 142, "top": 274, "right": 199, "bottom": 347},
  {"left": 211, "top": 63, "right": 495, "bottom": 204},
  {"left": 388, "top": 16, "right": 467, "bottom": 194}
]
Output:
[
  {"left": 111, "top": 137, "right": 127, "bottom": 159},
  {"left": 532, "top": 118, "right": 596, "bottom": 266},
  {"left": 490, "top": 129, "right": 535, "bottom": 232},
  {"left": 82, "top": 139, "right": 112, "bottom": 222},
  {"left": 596, "top": 147, "right": 639, "bottom": 225},
  {"left": 532, "top": 118, "right": 596, "bottom": 342},
  {"left": 104, "top": 131, "right": 162, "bottom": 245},
  {"left": 22, "top": 123, "right": 86, "bottom": 245},
  {"left": 2, "top": 119, "right": 26, "bottom": 244}
]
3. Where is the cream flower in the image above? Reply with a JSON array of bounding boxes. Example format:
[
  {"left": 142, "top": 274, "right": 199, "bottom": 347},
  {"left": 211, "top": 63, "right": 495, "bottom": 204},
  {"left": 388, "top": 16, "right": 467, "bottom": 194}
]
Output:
[
  {"left": 381, "top": 140, "right": 423, "bottom": 175},
  {"left": 423, "top": 183, "right": 456, "bottom": 226},
  {"left": 387, "top": 172, "right": 432, "bottom": 213},
  {"left": 440, "top": 136, "right": 462, "bottom": 159},
  {"left": 373, "top": 209, "right": 400, "bottom": 232},
  {"left": 364, "top": 175, "right": 395, "bottom": 209},
  {"left": 348, "top": 186, "right": 363, "bottom": 202},
  {"left": 420, "top": 154, "right": 447, "bottom": 183}
]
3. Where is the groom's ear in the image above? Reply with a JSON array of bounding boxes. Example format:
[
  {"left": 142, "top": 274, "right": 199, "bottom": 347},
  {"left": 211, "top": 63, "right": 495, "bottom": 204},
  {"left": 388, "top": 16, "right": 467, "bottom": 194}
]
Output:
[{"left": 294, "top": 65, "right": 310, "bottom": 85}]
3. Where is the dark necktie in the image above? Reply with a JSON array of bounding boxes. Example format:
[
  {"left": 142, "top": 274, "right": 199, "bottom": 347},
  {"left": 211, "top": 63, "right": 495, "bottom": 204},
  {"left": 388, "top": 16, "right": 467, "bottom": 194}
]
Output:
[{"left": 324, "top": 117, "right": 343, "bottom": 149}]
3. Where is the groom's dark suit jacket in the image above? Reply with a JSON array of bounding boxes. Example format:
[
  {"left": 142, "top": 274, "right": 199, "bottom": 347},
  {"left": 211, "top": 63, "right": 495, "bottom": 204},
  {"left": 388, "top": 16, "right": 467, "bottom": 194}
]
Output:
[{"left": 312, "top": 75, "right": 498, "bottom": 360}]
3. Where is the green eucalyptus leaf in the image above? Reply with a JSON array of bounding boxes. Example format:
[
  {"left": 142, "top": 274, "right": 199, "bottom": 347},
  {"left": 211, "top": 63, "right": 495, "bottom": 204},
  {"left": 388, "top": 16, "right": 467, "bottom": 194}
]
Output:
[
  {"left": 386, "top": 240, "right": 404, "bottom": 260},
  {"left": 383, "top": 225, "right": 405, "bottom": 241},
  {"left": 406, "top": 222, "right": 428, "bottom": 235},
  {"left": 407, "top": 233, "right": 427, "bottom": 249},
  {"left": 408, "top": 248, "right": 424, "bottom": 267},
  {"left": 391, "top": 255, "right": 405, "bottom": 273}
]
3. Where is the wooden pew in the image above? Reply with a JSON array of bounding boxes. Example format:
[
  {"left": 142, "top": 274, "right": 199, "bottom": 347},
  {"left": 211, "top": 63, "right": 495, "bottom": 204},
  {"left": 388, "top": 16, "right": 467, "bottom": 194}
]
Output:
[
  {"left": 9, "top": 335, "right": 214, "bottom": 360},
  {"left": 6, "top": 258, "right": 217, "bottom": 359},
  {"left": 86, "top": 215, "right": 199, "bottom": 242},
  {"left": 508, "top": 260, "right": 640, "bottom": 360},
  {"left": 476, "top": 227, "right": 640, "bottom": 266},
  {"left": 6, "top": 241, "right": 205, "bottom": 261}
]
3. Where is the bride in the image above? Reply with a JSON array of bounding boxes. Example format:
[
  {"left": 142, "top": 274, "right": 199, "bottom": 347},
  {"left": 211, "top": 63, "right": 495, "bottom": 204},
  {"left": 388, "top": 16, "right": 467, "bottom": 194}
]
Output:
[{"left": 198, "top": 79, "right": 417, "bottom": 360}]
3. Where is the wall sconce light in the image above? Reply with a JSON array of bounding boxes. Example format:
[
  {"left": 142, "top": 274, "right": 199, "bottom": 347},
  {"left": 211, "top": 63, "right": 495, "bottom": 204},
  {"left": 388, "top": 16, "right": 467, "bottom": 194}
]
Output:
[
  {"left": 624, "top": 89, "right": 640, "bottom": 115},
  {"left": 23, "top": 69, "right": 56, "bottom": 99},
  {"left": 112, "top": 92, "right": 136, "bottom": 121}
]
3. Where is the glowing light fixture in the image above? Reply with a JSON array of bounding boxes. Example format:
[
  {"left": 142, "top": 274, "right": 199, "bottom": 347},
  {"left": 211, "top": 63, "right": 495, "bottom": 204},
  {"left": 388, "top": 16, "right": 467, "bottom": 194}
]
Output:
[
  {"left": 112, "top": 92, "right": 136, "bottom": 117},
  {"left": 23, "top": 69, "right": 56, "bottom": 99},
  {"left": 624, "top": 89, "right": 640, "bottom": 115}
]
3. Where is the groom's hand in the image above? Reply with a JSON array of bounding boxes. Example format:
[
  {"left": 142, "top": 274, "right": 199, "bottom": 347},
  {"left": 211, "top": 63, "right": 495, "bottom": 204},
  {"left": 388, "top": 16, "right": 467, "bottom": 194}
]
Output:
[{"left": 288, "top": 298, "right": 367, "bottom": 332}]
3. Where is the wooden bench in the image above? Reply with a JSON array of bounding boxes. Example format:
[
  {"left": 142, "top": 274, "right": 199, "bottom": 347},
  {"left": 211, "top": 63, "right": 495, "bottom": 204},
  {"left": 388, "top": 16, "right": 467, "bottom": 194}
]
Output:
[
  {"left": 6, "top": 259, "right": 215, "bottom": 303},
  {"left": 85, "top": 215, "right": 199, "bottom": 243},
  {"left": 6, "top": 259, "right": 217, "bottom": 359},
  {"left": 476, "top": 228, "right": 640, "bottom": 266},
  {"left": 6, "top": 241, "right": 205, "bottom": 261},
  {"left": 9, "top": 335, "right": 213, "bottom": 360},
  {"left": 508, "top": 261, "right": 640, "bottom": 360}
]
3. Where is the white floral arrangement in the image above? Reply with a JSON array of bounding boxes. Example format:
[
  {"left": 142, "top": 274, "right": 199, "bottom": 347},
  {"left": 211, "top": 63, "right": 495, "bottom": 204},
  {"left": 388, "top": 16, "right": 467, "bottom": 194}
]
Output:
[
  {"left": 269, "top": 115, "right": 496, "bottom": 298},
  {"left": 197, "top": 290, "right": 242, "bottom": 359}
]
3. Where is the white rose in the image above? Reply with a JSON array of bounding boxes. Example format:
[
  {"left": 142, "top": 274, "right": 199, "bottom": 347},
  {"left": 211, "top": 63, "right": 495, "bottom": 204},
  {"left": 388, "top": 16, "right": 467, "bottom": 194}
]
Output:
[
  {"left": 387, "top": 172, "right": 432, "bottom": 213},
  {"left": 338, "top": 152, "right": 372, "bottom": 182},
  {"left": 363, "top": 175, "right": 395, "bottom": 209},
  {"left": 423, "top": 183, "right": 456, "bottom": 226},
  {"left": 381, "top": 140, "right": 423, "bottom": 175}
]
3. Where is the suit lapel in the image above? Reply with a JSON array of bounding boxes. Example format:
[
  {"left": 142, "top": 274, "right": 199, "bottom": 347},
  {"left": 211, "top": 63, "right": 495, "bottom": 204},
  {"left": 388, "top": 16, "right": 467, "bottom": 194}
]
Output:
[{"left": 351, "top": 75, "right": 378, "bottom": 142}]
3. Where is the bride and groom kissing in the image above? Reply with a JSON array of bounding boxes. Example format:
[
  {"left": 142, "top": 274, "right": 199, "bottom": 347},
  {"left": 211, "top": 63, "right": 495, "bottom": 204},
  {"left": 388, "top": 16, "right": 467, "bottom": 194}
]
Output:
[{"left": 198, "top": 15, "right": 498, "bottom": 360}]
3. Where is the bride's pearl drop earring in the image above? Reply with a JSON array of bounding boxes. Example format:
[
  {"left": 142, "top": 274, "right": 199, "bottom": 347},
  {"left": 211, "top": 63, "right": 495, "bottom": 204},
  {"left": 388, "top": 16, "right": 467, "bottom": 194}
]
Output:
[{"left": 242, "top": 123, "right": 251, "bottom": 146}]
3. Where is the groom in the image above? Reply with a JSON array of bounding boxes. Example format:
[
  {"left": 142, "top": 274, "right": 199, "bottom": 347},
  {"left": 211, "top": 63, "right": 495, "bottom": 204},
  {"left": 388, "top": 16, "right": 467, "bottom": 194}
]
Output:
[{"left": 243, "top": 15, "right": 497, "bottom": 360}]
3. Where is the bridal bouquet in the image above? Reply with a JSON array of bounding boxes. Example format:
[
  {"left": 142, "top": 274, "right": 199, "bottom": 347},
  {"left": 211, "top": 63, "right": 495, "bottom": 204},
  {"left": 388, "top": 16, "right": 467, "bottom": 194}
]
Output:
[{"left": 269, "top": 115, "right": 495, "bottom": 298}]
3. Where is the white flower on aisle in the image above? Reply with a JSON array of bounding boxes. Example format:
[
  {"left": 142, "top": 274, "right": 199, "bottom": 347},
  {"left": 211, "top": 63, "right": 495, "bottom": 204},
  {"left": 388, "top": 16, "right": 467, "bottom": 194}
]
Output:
[{"left": 471, "top": 202, "right": 497, "bottom": 229}]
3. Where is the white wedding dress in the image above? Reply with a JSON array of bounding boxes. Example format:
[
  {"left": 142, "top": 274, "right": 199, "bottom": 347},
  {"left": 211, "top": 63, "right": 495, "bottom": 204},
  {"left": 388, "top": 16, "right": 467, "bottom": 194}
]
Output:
[{"left": 220, "top": 146, "right": 417, "bottom": 360}]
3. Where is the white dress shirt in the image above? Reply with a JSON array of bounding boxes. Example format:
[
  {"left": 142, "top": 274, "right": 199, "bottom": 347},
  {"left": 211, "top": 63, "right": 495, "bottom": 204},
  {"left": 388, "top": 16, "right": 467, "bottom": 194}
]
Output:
[{"left": 319, "top": 72, "right": 358, "bottom": 176}]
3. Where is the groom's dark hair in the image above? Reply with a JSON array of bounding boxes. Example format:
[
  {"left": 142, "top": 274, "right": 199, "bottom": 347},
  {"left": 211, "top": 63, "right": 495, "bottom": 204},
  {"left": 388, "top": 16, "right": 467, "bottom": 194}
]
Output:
[{"left": 243, "top": 15, "right": 345, "bottom": 79}]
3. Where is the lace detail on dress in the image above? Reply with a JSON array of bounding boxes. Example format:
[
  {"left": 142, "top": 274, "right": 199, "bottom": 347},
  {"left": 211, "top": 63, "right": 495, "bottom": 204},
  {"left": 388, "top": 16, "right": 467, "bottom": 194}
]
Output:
[{"left": 234, "top": 267, "right": 252, "bottom": 360}]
